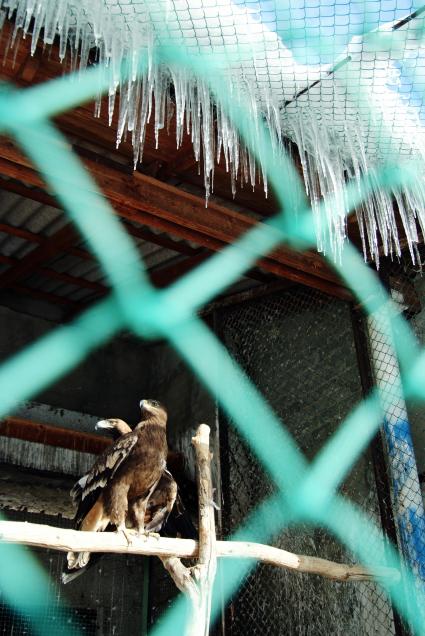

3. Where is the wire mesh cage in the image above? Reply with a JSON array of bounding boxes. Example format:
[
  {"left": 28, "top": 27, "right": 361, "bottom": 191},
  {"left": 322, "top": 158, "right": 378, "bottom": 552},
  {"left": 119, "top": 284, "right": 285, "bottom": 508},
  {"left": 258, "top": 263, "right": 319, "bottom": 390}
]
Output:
[
  {"left": 368, "top": 254, "right": 425, "bottom": 610},
  {"left": 216, "top": 286, "right": 399, "bottom": 635},
  {"left": 0, "top": 0, "right": 425, "bottom": 634},
  {"left": 0, "top": 508, "right": 148, "bottom": 636}
]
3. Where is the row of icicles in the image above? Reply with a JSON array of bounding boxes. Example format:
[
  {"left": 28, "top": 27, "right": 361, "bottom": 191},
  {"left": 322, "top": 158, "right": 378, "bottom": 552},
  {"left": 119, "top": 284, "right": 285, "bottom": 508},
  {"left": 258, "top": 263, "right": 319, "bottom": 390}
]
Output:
[{"left": 2, "top": 0, "right": 425, "bottom": 265}]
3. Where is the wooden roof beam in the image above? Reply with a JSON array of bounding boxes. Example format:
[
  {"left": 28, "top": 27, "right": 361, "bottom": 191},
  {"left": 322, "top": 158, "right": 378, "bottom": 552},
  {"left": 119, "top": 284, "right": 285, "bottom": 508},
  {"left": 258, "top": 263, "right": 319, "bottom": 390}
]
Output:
[
  {"left": 0, "top": 416, "right": 186, "bottom": 475},
  {"left": 0, "top": 175, "right": 206, "bottom": 258},
  {"left": 0, "top": 138, "right": 351, "bottom": 300},
  {"left": 0, "top": 223, "right": 79, "bottom": 290},
  {"left": 0, "top": 252, "right": 105, "bottom": 292},
  {"left": 13, "top": 284, "right": 79, "bottom": 308},
  {"left": 0, "top": 219, "right": 91, "bottom": 261}
]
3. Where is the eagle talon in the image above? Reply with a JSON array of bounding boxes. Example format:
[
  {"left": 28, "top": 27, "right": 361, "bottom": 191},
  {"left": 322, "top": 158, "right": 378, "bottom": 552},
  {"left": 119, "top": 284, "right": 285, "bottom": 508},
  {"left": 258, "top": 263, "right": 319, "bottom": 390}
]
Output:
[
  {"left": 137, "top": 529, "right": 160, "bottom": 541},
  {"left": 117, "top": 525, "right": 135, "bottom": 546},
  {"left": 147, "top": 531, "right": 160, "bottom": 541}
]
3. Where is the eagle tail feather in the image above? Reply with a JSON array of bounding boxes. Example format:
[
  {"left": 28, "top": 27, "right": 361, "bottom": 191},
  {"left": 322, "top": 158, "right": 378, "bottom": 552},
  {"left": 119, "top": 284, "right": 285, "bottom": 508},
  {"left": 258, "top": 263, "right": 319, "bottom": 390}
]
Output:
[{"left": 61, "top": 567, "right": 87, "bottom": 585}]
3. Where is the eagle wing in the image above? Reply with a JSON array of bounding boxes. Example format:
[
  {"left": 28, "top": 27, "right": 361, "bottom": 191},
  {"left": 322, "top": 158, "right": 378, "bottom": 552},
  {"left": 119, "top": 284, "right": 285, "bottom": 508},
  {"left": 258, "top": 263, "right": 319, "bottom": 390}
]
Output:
[
  {"left": 143, "top": 469, "right": 178, "bottom": 532},
  {"left": 73, "top": 431, "right": 138, "bottom": 527}
]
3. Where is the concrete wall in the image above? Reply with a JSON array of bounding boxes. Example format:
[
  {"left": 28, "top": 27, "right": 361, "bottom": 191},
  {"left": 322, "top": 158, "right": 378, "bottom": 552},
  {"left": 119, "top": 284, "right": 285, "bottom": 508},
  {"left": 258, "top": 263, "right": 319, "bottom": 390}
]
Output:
[
  {"left": 0, "top": 285, "right": 399, "bottom": 634},
  {"left": 0, "top": 304, "right": 152, "bottom": 424},
  {"left": 0, "top": 304, "right": 214, "bottom": 448},
  {"left": 142, "top": 341, "right": 216, "bottom": 480}
]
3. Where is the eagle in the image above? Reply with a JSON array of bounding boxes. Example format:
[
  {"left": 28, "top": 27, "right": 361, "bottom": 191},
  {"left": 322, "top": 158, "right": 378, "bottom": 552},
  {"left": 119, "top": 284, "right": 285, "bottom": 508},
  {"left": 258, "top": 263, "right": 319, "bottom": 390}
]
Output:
[{"left": 64, "top": 399, "right": 168, "bottom": 579}]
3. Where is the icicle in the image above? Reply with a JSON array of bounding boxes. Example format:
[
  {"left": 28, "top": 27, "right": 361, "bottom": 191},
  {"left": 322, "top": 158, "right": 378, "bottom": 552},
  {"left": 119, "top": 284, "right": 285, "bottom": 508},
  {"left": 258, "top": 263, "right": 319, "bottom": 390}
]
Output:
[
  {"left": 166, "top": 86, "right": 175, "bottom": 135},
  {"left": 0, "top": 9, "right": 6, "bottom": 35},
  {"left": 78, "top": 21, "right": 92, "bottom": 71},
  {"left": 24, "top": 0, "right": 36, "bottom": 34},
  {"left": 73, "top": 1, "right": 82, "bottom": 53},
  {"left": 108, "top": 86, "right": 117, "bottom": 127},
  {"left": 116, "top": 71, "right": 129, "bottom": 148},
  {"left": 111, "top": 18, "right": 124, "bottom": 91},
  {"left": 4, "top": 0, "right": 425, "bottom": 265},
  {"left": 56, "top": 0, "right": 68, "bottom": 41},
  {"left": 94, "top": 43, "right": 105, "bottom": 119},
  {"left": 59, "top": 7, "right": 70, "bottom": 62},
  {"left": 11, "top": 0, "right": 25, "bottom": 47},
  {"left": 43, "top": 0, "right": 57, "bottom": 45},
  {"left": 90, "top": 0, "right": 104, "bottom": 46},
  {"left": 154, "top": 69, "right": 167, "bottom": 149}
]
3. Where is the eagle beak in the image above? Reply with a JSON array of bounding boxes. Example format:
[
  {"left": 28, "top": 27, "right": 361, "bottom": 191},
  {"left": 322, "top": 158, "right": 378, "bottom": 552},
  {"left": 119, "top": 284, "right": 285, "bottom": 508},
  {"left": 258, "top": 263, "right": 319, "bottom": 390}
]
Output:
[
  {"left": 95, "top": 419, "right": 114, "bottom": 430},
  {"left": 140, "top": 400, "right": 154, "bottom": 414}
]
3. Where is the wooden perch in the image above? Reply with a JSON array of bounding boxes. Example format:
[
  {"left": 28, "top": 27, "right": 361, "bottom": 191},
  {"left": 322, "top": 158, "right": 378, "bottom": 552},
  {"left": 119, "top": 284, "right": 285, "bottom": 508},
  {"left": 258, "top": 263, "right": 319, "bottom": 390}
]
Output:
[
  {"left": 159, "top": 424, "right": 217, "bottom": 636},
  {"left": 0, "top": 422, "right": 401, "bottom": 635},
  {"left": 0, "top": 520, "right": 400, "bottom": 583},
  {"left": 191, "top": 424, "right": 217, "bottom": 635}
]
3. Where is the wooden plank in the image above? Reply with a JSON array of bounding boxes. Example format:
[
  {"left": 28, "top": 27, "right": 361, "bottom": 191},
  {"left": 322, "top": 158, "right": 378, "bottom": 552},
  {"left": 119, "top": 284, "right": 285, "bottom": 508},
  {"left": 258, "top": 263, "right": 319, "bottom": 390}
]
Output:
[
  {"left": 0, "top": 152, "right": 227, "bottom": 252},
  {"left": 0, "top": 176, "right": 60, "bottom": 209},
  {"left": 0, "top": 138, "right": 351, "bottom": 300},
  {"left": 150, "top": 253, "right": 210, "bottom": 288},
  {"left": 0, "top": 416, "right": 185, "bottom": 473},
  {"left": 65, "top": 253, "right": 213, "bottom": 318},
  {"left": 13, "top": 284, "right": 79, "bottom": 307},
  {"left": 0, "top": 221, "right": 44, "bottom": 244},
  {"left": 0, "top": 252, "right": 105, "bottom": 292},
  {"left": 0, "top": 416, "right": 109, "bottom": 454},
  {"left": 0, "top": 217, "right": 91, "bottom": 261},
  {"left": 122, "top": 221, "right": 202, "bottom": 257},
  {"left": 0, "top": 222, "right": 79, "bottom": 290},
  {"left": 0, "top": 174, "right": 207, "bottom": 258}
]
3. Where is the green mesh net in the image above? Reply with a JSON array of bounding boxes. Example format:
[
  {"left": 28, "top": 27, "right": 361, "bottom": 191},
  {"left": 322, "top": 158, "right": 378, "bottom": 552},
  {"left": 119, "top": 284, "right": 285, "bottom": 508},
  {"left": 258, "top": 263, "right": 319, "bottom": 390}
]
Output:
[{"left": 0, "top": 16, "right": 424, "bottom": 636}]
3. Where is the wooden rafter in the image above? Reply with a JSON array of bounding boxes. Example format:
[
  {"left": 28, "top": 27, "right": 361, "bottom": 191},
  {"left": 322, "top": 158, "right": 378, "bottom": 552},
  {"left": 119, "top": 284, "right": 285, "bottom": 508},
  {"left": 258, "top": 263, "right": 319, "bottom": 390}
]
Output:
[
  {"left": 0, "top": 223, "right": 79, "bottom": 291},
  {"left": 0, "top": 219, "right": 92, "bottom": 261},
  {"left": 0, "top": 138, "right": 351, "bottom": 301},
  {"left": 0, "top": 176, "right": 205, "bottom": 258},
  {"left": 0, "top": 252, "right": 105, "bottom": 292},
  {"left": 0, "top": 415, "right": 186, "bottom": 474},
  {"left": 13, "top": 284, "right": 78, "bottom": 307}
]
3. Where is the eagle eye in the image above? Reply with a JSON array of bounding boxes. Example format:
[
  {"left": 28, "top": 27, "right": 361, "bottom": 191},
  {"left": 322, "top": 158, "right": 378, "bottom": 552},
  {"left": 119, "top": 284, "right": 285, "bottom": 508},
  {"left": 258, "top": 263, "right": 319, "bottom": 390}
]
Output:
[{"left": 150, "top": 400, "right": 159, "bottom": 407}]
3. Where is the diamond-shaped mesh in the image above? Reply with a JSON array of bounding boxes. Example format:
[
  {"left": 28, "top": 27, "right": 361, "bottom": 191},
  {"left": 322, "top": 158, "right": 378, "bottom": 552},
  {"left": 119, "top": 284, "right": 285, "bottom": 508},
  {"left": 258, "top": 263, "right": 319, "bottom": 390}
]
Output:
[
  {"left": 0, "top": 4, "right": 424, "bottom": 635},
  {"left": 217, "top": 287, "right": 397, "bottom": 635},
  {"left": 0, "top": 510, "right": 147, "bottom": 636}
]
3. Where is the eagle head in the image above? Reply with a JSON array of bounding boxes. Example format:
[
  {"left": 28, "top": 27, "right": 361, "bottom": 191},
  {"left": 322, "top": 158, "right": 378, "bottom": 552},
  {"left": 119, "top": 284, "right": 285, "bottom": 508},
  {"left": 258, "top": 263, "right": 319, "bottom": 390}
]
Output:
[
  {"left": 139, "top": 399, "right": 167, "bottom": 422},
  {"left": 96, "top": 418, "right": 128, "bottom": 431},
  {"left": 95, "top": 418, "right": 131, "bottom": 439}
]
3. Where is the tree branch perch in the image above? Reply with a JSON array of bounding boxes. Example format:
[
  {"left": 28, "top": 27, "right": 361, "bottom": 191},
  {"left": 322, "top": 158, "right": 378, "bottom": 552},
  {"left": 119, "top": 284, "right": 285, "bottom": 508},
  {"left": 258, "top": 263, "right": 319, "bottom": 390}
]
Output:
[
  {"left": 0, "top": 423, "right": 401, "bottom": 635},
  {"left": 0, "top": 520, "right": 400, "bottom": 583}
]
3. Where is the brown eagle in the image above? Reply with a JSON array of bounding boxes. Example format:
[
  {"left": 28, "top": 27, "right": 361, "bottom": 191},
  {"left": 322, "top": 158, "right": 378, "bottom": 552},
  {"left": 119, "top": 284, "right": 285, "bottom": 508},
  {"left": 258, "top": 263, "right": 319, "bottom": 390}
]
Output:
[
  {"left": 71, "top": 416, "right": 179, "bottom": 535},
  {"left": 65, "top": 399, "right": 168, "bottom": 577}
]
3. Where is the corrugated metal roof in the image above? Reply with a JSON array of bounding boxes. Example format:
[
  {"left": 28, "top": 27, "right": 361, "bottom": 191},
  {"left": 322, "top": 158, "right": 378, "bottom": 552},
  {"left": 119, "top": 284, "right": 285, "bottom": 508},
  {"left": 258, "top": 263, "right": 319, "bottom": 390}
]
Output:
[{"left": 0, "top": 182, "right": 212, "bottom": 318}]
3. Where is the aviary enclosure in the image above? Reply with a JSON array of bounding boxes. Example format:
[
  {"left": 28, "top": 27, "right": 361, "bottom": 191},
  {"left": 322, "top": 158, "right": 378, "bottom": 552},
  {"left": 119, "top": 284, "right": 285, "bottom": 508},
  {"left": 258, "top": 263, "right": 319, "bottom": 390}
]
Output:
[{"left": 0, "top": 0, "right": 424, "bottom": 635}]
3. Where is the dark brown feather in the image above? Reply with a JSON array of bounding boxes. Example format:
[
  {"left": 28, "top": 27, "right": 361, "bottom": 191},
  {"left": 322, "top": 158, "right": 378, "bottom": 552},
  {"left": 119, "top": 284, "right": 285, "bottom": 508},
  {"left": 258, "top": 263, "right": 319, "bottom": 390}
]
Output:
[{"left": 63, "top": 401, "right": 168, "bottom": 582}]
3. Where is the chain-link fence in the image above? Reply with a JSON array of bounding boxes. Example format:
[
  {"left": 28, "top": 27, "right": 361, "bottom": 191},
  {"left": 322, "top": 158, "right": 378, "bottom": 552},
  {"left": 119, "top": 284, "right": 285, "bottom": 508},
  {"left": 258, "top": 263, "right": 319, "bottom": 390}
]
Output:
[
  {"left": 0, "top": 509, "right": 147, "bottom": 636},
  {"left": 216, "top": 286, "right": 400, "bottom": 635},
  {"left": 0, "top": 2, "right": 425, "bottom": 635},
  {"left": 368, "top": 254, "right": 425, "bottom": 628}
]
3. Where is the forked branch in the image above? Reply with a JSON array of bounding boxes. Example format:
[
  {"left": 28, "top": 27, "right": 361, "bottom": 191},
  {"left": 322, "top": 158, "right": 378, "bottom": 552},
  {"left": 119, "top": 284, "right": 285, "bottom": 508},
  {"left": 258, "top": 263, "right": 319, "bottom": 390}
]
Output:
[{"left": 0, "top": 424, "right": 400, "bottom": 636}]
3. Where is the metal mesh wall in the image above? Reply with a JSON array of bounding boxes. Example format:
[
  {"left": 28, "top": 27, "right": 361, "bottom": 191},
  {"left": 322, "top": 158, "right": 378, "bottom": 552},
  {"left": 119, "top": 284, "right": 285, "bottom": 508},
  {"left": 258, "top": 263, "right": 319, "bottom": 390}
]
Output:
[
  {"left": 0, "top": 508, "right": 147, "bottom": 636},
  {"left": 216, "top": 286, "right": 397, "bottom": 635},
  {"left": 369, "top": 255, "right": 425, "bottom": 616}
]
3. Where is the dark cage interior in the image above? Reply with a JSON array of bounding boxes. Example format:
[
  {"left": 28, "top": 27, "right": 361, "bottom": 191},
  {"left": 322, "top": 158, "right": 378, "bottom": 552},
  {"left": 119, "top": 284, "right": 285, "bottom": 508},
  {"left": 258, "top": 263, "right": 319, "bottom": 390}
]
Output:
[
  {"left": 0, "top": 509, "right": 148, "bottom": 636},
  {"left": 1, "top": 276, "right": 424, "bottom": 635},
  {"left": 216, "top": 287, "right": 398, "bottom": 636}
]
